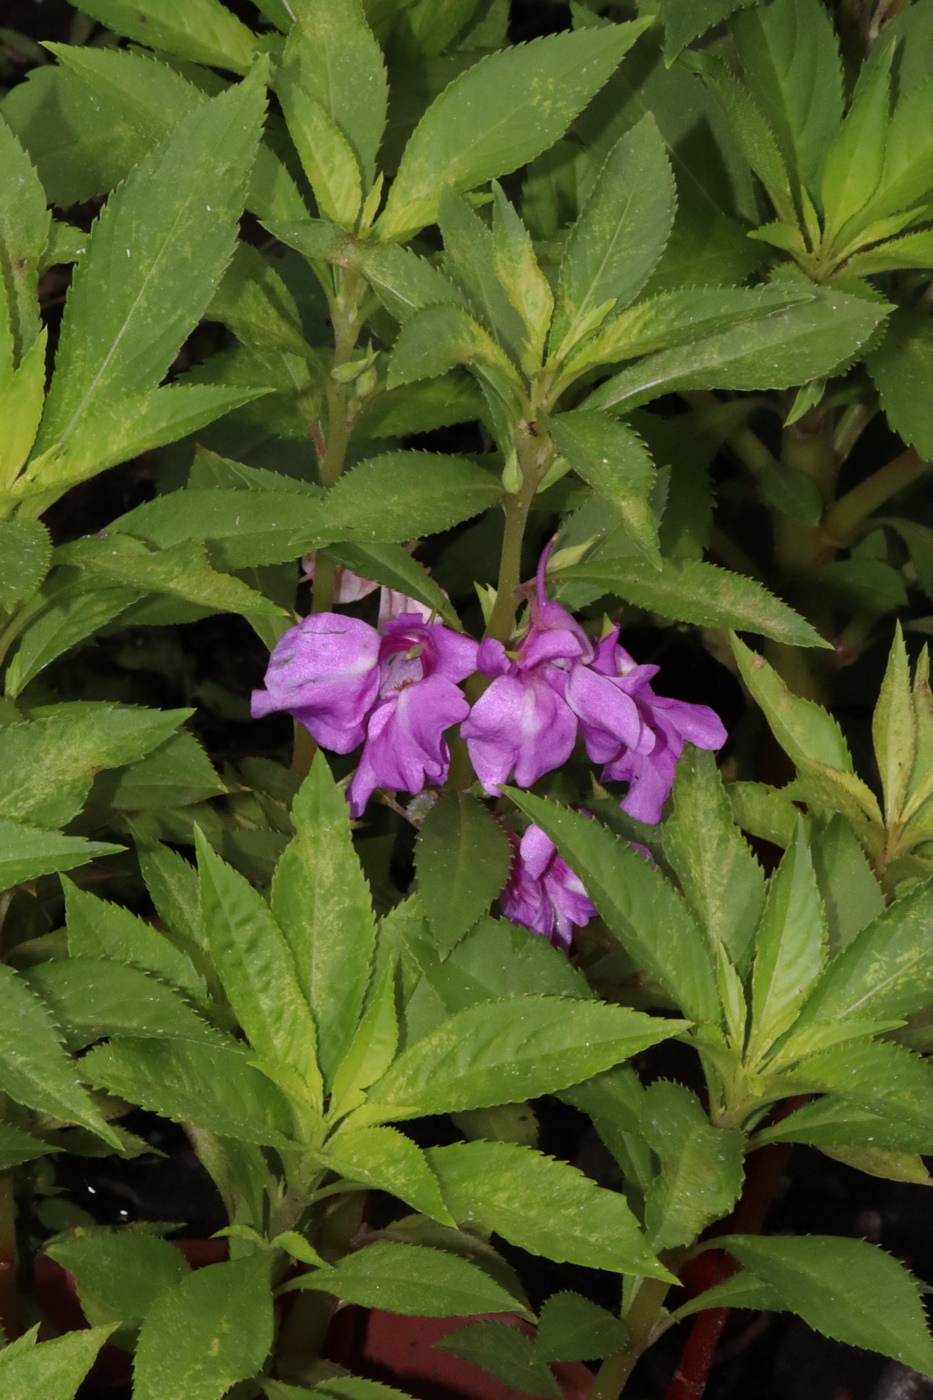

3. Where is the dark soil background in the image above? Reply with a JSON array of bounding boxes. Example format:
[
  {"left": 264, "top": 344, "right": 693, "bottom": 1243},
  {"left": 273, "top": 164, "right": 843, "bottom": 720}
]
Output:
[{"left": 2, "top": 3, "right": 932, "bottom": 1398}]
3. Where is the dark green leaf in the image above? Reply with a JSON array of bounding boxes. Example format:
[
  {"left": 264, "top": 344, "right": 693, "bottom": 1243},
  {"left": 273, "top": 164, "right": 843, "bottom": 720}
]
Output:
[
  {"left": 321, "top": 452, "right": 505, "bottom": 543},
  {"left": 0, "top": 115, "right": 49, "bottom": 359},
  {"left": 416, "top": 914, "right": 593, "bottom": 1012},
  {"left": 551, "top": 413, "right": 660, "bottom": 564},
  {"left": 866, "top": 310, "right": 933, "bottom": 461},
  {"left": 640, "top": 1080, "right": 744, "bottom": 1250},
  {"left": 64, "top": 877, "right": 205, "bottom": 1003},
  {"left": 535, "top": 1291, "right": 627, "bottom": 1363},
  {"left": 437, "top": 1321, "right": 559, "bottom": 1398},
  {"left": 0, "top": 1122, "right": 54, "bottom": 1170},
  {"left": 387, "top": 304, "right": 517, "bottom": 388},
  {"left": 0, "top": 520, "right": 51, "bottom": 611},
  {"left": 777, "top": 1040, "right": 933, "bottom": 1140},
  {"left": 45, "top": 1228, "right": 190, "bottom": 1330},
  {"left": 0, "top": 818, "right": 122, "bottom": 894},
  {"left": 559, "top": 1065, "right": 655, "bottom": 1197},
  {"left": 69, "top": 0, "right": 258, "bottom": 73},
  {"left": 91, "top": 731, "right": 227, "bottom": 812},
  {"left": 415, "top": 793, "right": 512, "bottom": 956},
  {"left": 438, "top": 189, "right": 527, "bottom": 360},
  {"left": 325, "top": 541, "right": 459, "bottom": 628},
  {"left": 811, "top": 814, "right": 884, "bottom": 954},
  {"left": 24, "top": 959, "right": 216, "bottom": 1051}
]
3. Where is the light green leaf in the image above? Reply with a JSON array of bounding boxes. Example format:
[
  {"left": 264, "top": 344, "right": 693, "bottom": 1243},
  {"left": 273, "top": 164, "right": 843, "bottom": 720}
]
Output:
[
  {"left": 64, "top": 877, "right": 205, "bottom": 1003},
  {"left": 270, "top": 754, "right": 376, "bottom": 1088},
  {"left": 437, "top": 1321, "right": 559, "bottom": 1399},
  {"left": 552, "top": 115, "right": 675, "bottom": 354},
  {"left": 559, "top": 1066, "right": 655, "bottom": 1198},
  {"left": 873, "top": 622, "right": 915, "bottom": 827},
  {"left": 133, "top": 1254, "right": 274, "bottom": 1400},
  {"left": 45, "top": 1228, "right": 190, "bottom": 1329},
  {"left": 811, "top": 814, "right": 884, "bottom": 954},
  {"left": 747, "top": 824, "right": 826, "bottom": 1065},
  {"left": 387, "top": 304, "right": 519, "bottom": 389},
  {"left": 865, "top": 310, "right": 933, "bottom": 461},
  {"left": 276, "top": 29, "right": 363, "bottom": 227},
  {"left": 415, "top": 792, "right": 512, "bottom": 956},
  {"left": 0, "top": 114, "right": 49, "bottom": 360},
  {"left": 551, "top": 412, "right": 660, "bottom": 564},
  {"left": 727, "top": 780, "right": 800, "bottom": 849},
  {"left": 353, "top": 242, "right": 466, "bottom": 323},
  {"left": 0, "top": 964, "right": 120, "bottom": 1147},
  {"left": 0, "top": 520, "right": 51, "bottom": 611},
  {"left": 111, "top": 488, "right": 325, "bottom": 571},
  {"left": 818, "top": 1145, "right": 933, "bottom": 1186},
  {"left": 329, "top": 967, "right": 399, "bottom": 1118},
  {"left": 641, "top": 1080, "right": 744, "bottom": 1250},
  {"left": 4, "top": 574, "right": 138, "bottom": 697},
  {"left": 285, "top": 1241, "right": 531, "bottom": 1318},
  {"left": 844, "top": 227, "right": 933, "bottom": 276},
  {"left": 427, "top": 1139, "right": 669, "bottom": 1279},
  {"left": 556, "top": 558, "right": 826, "bottom": 648},
  {"left": 856, "top": 79, "right": 933, "bottom": 228},
  {"left": 415, "top": 914, "right": 592, "bottom": 1013},
  {"left": 491, "top": 186, "right": 554, "bottom": 373},
  {"left": 719, "top": 1234, "right": 933, "bottom": 1375},
  {"left": 506, "top": 792, "right": 718, "bottom": 1024},
  {"left": 195, "top": 828, "right": 323, "bottom": 1112},
  {"left": 377, "top": 21, "right": 652, "bottom": 239},
  {"left": 0, "top": 818, "right": 122, "bottom": 894},
  {"left": 25, "top": 959, "right": 216, "bottom": 1052},
  {"left": 438, "top": 189, "right": 528, "bottom": 361},
  {"left": 0, "top": 1122, "right": 54, "bottom": 1170},
  {"left": 754, "top": 1094, "right": 933, "bottom": 1155},
  {"left": 321, "top": 452, "right": 504, "bottom": 543},
  {"left": 0, "top": 325, "right": 47, "bottom": 490},
  {"left": 135, "top": 836, "right": 207, "bottom": 960},
  {"left": 207, "top": 242, "right": 309, "bottom": 359},
  {"left": 321, "top": 1125, "right": 454, "bottom": 1224},
  {"left": 535, "top": 1291, "right": 627, "bottom": 1363},
  {"left": 361, "top": 994, "right": 683, "bottom": 1123},
  {"left": 91, "top": 731, "right": 227, "bottom": 812},
  {"left": 589, "top": 285, "right": 889, "bottom": 413},
  {"left": 81, "top": 1036, "right": 296, "bottom": 1146},
  {"left": 69, "top": 0, "right": 258, "bottom": 73},
  {"left": 0, "top": 1326, "right": 115, "bottom": 1400},
  {"left": 777, "top": 1041, "right": 933, "bottom": 1142},
  {"left": 821, "top": 45, "right": 892, "bottom": 239},
  {"left": 731, "top": 635, "right": 852, "bottom": 771}
]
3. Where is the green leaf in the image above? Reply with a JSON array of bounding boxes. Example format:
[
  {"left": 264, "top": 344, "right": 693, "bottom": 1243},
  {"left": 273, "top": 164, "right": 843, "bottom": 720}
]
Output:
[
  {"left": 135, "top": 837, "right": 206, "bottom": 960},
  {"left": 662, "top": 747, "right": 765, "bottom": 973},
  {"left": 270, "top": 754, "right": 375, "bottom": 1089},
  {"left": 29, "top": 66, "right": 268, "bottom": 489},
  {"left": 873, "top": 622, "right": 915, "bottom": 827},
  {"left": 0, "top": 115, "right": 49, "bottom": 361},
  {"left": 550, "top": 413, "right": 660, "bottom": 565},
  {"left": 758, "top": 460, "right": 823, "bottom": 525},
  {"left": 321, "top": 452, "right": 505, "bottom": 544},
  {"left": 671, "top": 1270, "right": 783, "bottom": 1321},
  {"left": 731, "top": 635, "right": 852, "bottom": 771},
  {"left": 321, "top": 1124, "right": 454, "bottom": 1225},
  {"left": 275, "top": 28, "right": 363, "bottom": 227},
  {"left": 821, "top": 45, "right": 892, "bottom": 239},
  {"left": 377, "top": 21, "right": 652, "bottom": 239},
  {"left": 64, "top": 877, "right": 205, "bottom": 1003},
  {"left": 195, "top": 828, "right": 323, "bottom": 1113},
  {"left": 415, "top": 793, "right": 512, "bottom": 956},
  {"left": 0, "top": 521, "right": 50, "bottom": 612},
  {"left": 70, "top": 0, "right": 258, "bottom": 73},
  {"left": 427, "top": 1139, "right": 669, "bottom": 1279},
  {"left": 415, "top": 914, "right": 593, "bottom": 1013},
  {"left": 865, "top": 309, "right": 933, "bottom": 461},
  {"left": 325, "top": 542, "right": 460, "bottom": 628},
  {"left": 778, "top": 879, "right": 933, "bottom": 1057},
  {"left": 818, "top": 1145, "right": 933, "bottom": 1186},
  {"left": 778, "top": 1041, "right": 933, "bottom": 1142},
  {"left": 387, "top": 304, "right": 518, "bottom": 389},
  {"left": 660, "top": 0, "right": 758, "bottom": 64},
  {"left": 811, "top": 814, "right": 884, "bottom": 954},
  {"left": 0, "top": 818, "right": 122, "bottom": 895},
  {"left": 535, "top": 1291, "right": 627, "bottom": 1363},
  {"left": 856, "top": 79, "right": 933, "bottom": 229},
  {"left": 81, "top": 1037, "right": 296, "bottom": 1147},
  {"left": 361, "top": 994, "right": 682, "bottom": 1123},
  {"left": 640, "top": 1080, "right": 744, "bottom": 1250},
  {"left": 0, "top": 1326, "right": 115, "bottom": 1400},
  {"left": 0, "top": 1122, "right": 53, "bottom": 1170},
  {"left": 0, "top": 704, "right": 189, "bottom": 829},
  {"left": 555, "top": 559, "right": 826, "bottom": 648},
  {"left": 353, "top": 242, "right": 466, "bottom": 322},
  {"left": 330, "top": 966, "right": 398, "bottom": 1118},
  {"left": 437, "top": 1321, "right": 559, "bottom": 1398},
  {"left": 559, "top": 1065, "right": 655, "bottom": 1197},
  {"left": 24, "top": 959, "right": 216, "bottom": 1051},
  {"left": 45, "top": 1228, "right": 190, "bottom": 1329},
  {"left": 491, "top": 187, "right": 554, "bottom": 373},
  {"left": 552, "top": 115, "right": 675, "bottom": 355},
  {"left": 133, "top": 1254, "right": 274, "bottom": 1400},
  {"left": 754, "top": 1094, "right": 933, "bottom": 1156},
  {"left": 746, "top": 823, "right": 827, "bottom": 1065},
  {"left": 506, "top": 792, "right": 718, "bottom": 1024},
  {"left": 208, "top": 243, "right": 309, "bottom": 359},
  {"left": 588, "top": 285, "right": 889, "bottom": 413},
  {"left": 719, "top": 1234, "right": 933, "bottom": 1376},
  {"left": 111, "top": 488, "right": 323, "bottom": 570},
  {"left": 438, "top": 189, "right": 528, "bottom": 361},
  {"left": 4, "top": 574, "right": 138, "bottom": 697},
  {"left": 729, "top": 0, "right": 843, "bottom": 200},
  {"left": 91, "top": 731, "right": 227, "bottom": 812},
  {"left": 286, "top": 1241, "right": 531, "bottom": 1318},
  {"left": 0, "top": 964, "right": 120, "bottom": 1147},
  {"left": 728, "top": 780, "right": 800, "bottom": 848}
]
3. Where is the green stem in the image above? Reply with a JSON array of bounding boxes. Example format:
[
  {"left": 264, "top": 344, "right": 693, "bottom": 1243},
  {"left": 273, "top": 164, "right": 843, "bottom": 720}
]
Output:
[
  {"left": 484, "top": 420, "right": 554, "bottom": 644},
  {"left": 773, "top": 401, "right": 836, "bottom": 575},
  {"left": 587, "top": 1276, "right": 672, "bottom": 1400},
  {"left": 824, "top": 447, "right": 930, "bottom": 545}
]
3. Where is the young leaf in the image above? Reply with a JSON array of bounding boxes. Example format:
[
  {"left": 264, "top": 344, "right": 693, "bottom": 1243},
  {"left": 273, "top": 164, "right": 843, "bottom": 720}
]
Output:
[
  {"left": 437, "top": 1321, "right": 560, "bottom": 1399},
  {"left": 285, "top": 1241, "right": 531, "bottom": 1318},
  {"left": 820, "top": 45, "right": 893, "bottom": 240},
  {"left": 377, "top": 22, "right": 652, "bottom": 239},
  {"left": 491, "top": 186, "right": 554, "bottom": 373},
  {"left": 662, "top": 747, "right": 765, "bottom": 973},
  {"left": 195, "top": 828, "right": 323, "bottom": 1111},
  {"left": 0, "top": 1326, "right": 115, "bottom": 1400},
  {"left": 320, "top": 1124, "right": 454, "bottom": 1225},
  {"left": 275, "top": 27, "right": 363, "bottom": 227},
  {"left": 856, "top": 79, "right": 933, "bottom": 229},
  {"left": 438, "top": 189, "right": 528, "bottom": 361},
  {"left": 746, "top": 823, "right": 827, "bottom": 1065},
  {"left": 556, "top": 559, "right": 826, "bottom": 649},
  {"left": 25, "top": 959, "right": 216, "bottom": 1051},
  {"left": 535, "top": 1291, "right": 627, "bottom": 1364},
  {"left": 4, "top": 574, "right": 138, "bottom": 696},
  {"left": 811, "top": 814, "right": 884, "bottom": 954},
  {"left": 731, "top": 635, "right": 853, "bottom": 770},
  {"left": 387, "top": 304, "right": 519, "bottom": 389},
  {"left": 0, "top": 818, "right": 122, "bottom": 894},
  {"left": 550, "top": 413, "right": 660, "bottom": 565},
  {"left": 133, "top": 1254, "right": 274, "bottom": 1400},
  {"left": 552, "top": 115, "right": 675, "bottom": 354},
  {"left": 271, "top": 754, "right": 376, "bottom": 1088},
  {"left": 417, "top": 914, "right": 592, "bottom": 1013},
  {"left": 873, "top": 622, "right": 915, "bottom": 827},
  {"left": 415, "top": 792, "right": 512, "bottom": 956},
  {"left": 360, "top": 995, "right": 683, "bottom": 1123},
  {"left": 427, "top": 1139, "right": 670, "bottom": 1279},
  {"left": 719, "top": 1234, "right": 933, "bottom": 1376},
  {"left": 69, "top": 0, "right": 259, "bottom": 74},
  {"left": 640, "top": 1080, "right": 744, "bottom": 1250},
  {"left": 330, "top": 966, "right": 399, "bottom": 1118},
  {"left": 45, "top": 1228, "right": 190, "bottom": 1329},
  {"left": 352, "top": 242, "right": 466, "bottom": 323},
  {"left": 0, "top": 964, "right": 120, "bottom": 1147},
  {"left": 64, "top": 877, "right": 206, "bottom": 1003},
  {"left": 505, "top": 792, "right": 718, "bottom": 1024}
]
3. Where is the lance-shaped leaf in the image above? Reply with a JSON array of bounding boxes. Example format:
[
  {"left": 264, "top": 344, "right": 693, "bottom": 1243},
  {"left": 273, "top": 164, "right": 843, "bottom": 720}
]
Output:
[
  {"left": 351, "top": 242, "right": 466, "bottom": 323},
  {"left": 64, "top": 877, "right": 206, "bottom": 1003},
  {"left": 535, "top": 1292, "right": 627, "bottom": 1364},
  {"left": 0, "top": 1123, "right": 53, "bottom": 1171},
  {"left": 0, "top": 520, "right": 50, "bottom": 610},
  {"left": 589, "top": 285, "right": 889, "bottom": 413},
  {"left": 746, "top": 823, "right": 826, "bottom": 1065},
  {"left": 133, "top": 1254, "right": 274, "bottom": 1400},
  {"left": 640, "top": 1080, "right": 744, "bottom": 1250},
  {"left": 284, "top": 1242, "right": 531, "bottom": 1319},
  {"left": 0, "top": 1326, "right": 116, "bottom": 1400},
  {"left": 811, "top": 814, "right": 884, "bottom": 955},
  {"left": 820, "top": 45, "right": 892, "bottom": 240},
  {"left": 427, "top": 1139, "right": 671, "bottom": 1279},
  {"left": 25, "top": 959, "right": 216, "bottom": 1052},
  {"left": 330, "top": 967, "right": 399, "bottom": 1118},
  {"left": 276, "top": 26, "right": 362, "bottom": 228},
  {"left": 438, "top": 189, "right": 528, "bottom": 361},
  {"left": 0, "top": 819, "right": 122, "bottom": 894},
  {"left": 718, "top": 1234, "right": 933, "bottom": 1376},
  {"left": 45, "top": 1229, "right": 191, "bottom": 1331},
  {"left": 754, "top": 1094, "right": 933, "bottom": 1156},
  {"left": 69, "top": 0, "right": 258, "bottom": 74},
  {"left": 415, "top": 792, "right": 512, "bottom": 957},
  {"left": 5, "top": 575, "right": 139, "bottom": 697},
  {"left": 732, "top": 635, "right": 853, "bottom": 770},
  {"left": 0, "top": 115, "right": 49, "bottom": 360},
  {"left": 388, "top": 304, "right": 520, "bottom": 389},
  {"left": 438, "top": 1321, "right": 560, "bottom": 1400},
  {"left": 855, "top": 79, "right": 933, "bottom": 230},
  {"left": 491, "top": 187, "right": 554, "bottom": 373},
  {"left": 0, "top": 965, "right": 120, "bottom": 1147},
  {"left": 507, "top": 793, "right": 718, "bottom": 1024},
  {"left": 551, "top": 412, "right": 660, "bottom": 565},
  {"left": 359, "top": 995, "right": 684, "bottom": 1124},
  {"left": 873, "top": 622, "right": 915, "bottom": 827},
  {"left": 271, "top": 754, "right": 376, "bottom": 1089},
  {"left": 777, "top": 1041, "right": 933, "bottom": 1143},
  {"left": 552, "top": 115, "right": 675, "bottom": 355},
  {"left": 320, "top": 452, "right": 505, "bottom": 543},
  {"left": 321, "top": 1125, "right": 454, "bottom": 1225},
  {"left": 866, "top": 309, "right": 933, "bottom": 461},
  {"left": 111, "top": 487, "right": 326, "bottom": 570},
  {"left": 377, "top": 21, "right": 652, "bottom": 239},
  {"left": 195, "top": 829, "right": 323, "bottom": 1111},
  {"left": 30, "top": 66, "right": 268, "bottom": 484},
  {"left": 325, "top": 541, "right": 460, "bottom": 629}
]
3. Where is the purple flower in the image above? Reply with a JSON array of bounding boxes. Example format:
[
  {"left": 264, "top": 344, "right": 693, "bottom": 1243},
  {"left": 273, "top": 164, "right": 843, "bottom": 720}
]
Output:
[
  {"left": 499, "top": 823, "right": 597, "bottom": 949},
  {"left": 251, "top": 612, "right": 477, "bottom": 816}
]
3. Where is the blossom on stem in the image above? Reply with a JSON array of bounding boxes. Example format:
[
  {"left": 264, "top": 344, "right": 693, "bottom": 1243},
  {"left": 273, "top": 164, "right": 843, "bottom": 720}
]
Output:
[
  {"left": 251, "top": 612, "right": 477, "bottom": 816},
  {"left": 499, "top": 823, "right": 597, "bottom": 948}
]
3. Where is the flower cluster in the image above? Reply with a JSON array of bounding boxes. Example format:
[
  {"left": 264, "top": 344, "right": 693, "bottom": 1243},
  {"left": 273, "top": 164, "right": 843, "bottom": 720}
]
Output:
[{"left": 499, "top": 823, "right": 597, "bottom": 949}]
